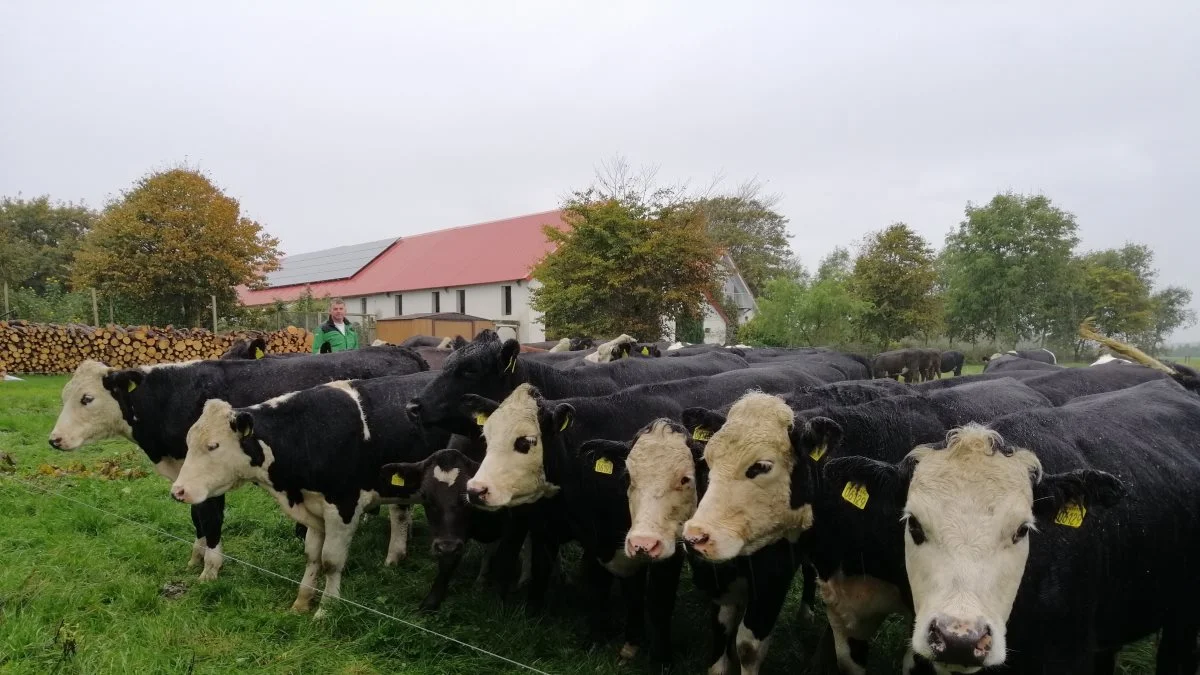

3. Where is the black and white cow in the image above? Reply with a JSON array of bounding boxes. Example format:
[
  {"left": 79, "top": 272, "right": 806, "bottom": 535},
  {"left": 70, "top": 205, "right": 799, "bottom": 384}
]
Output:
[
  {"left": 680, "top": 379, "right": 1054, "bottom": 675},
  {"left": 169, "top": 370, "right": 458, "bottom": 617},
  {"left": 48, "top": 345, "right": 428, "bottom": 581},
  {"left": 406, "top": 333, "right": 750, "bottom": 436},
  {"left": 380, "top": 448, "right": 531, "bottom": 612},
  {"left": 985, "top": 348, "right": 1058, "bottom": 366},
  {"left": 827, "top": 379, "right": 1200, "bottom": 673},
  {"left": 982, "top": 354, "right": 1063, "bottom": 373}
]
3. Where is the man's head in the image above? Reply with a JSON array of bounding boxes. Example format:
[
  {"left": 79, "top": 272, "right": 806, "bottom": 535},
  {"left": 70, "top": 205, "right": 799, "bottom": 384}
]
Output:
[{"left": 330, "top": 298, "right": 347, "bottom": 323}]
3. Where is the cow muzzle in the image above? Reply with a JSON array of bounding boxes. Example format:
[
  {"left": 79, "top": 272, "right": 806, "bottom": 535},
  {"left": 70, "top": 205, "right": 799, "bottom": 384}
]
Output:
[
  {"left": 926, "top": 614, "right": 993, "bottom": 669},
  {"left": 625, "top": 534, "right": 667, "bottom": 560},
  {"left": 171, "top": 483, "right": 205, "bottom": 505}
]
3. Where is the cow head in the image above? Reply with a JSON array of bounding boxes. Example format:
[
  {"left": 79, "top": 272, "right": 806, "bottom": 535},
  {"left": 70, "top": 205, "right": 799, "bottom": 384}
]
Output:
[
  {"left": 461, "top": 383, "right": 569, "bottom": 509},
  {"left": 824, "top": 424, "right": 1125, "bottom": 671},
  {"left": 381, "top": 449, "right": 481, "bottom": 558},
  {"left": 407, "top": 335, "right": 523, "bottom": 434},
  {"left": 609, "top": 419, "right": 702, "bottom": 561},
  {"left": 682, "top": 392, "right": 814, "bottom": 561},
  {"left": 49, "top": 360, "right": 135, "bottom": 450},
  {"left": 171, "top": 400, "right": 265, "bottom": 504}
]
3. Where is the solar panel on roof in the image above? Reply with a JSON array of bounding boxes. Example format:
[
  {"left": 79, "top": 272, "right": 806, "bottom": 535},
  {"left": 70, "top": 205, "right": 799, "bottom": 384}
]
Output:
[{"left": 265, "top": 237, "right": 399, "bottom": 287}]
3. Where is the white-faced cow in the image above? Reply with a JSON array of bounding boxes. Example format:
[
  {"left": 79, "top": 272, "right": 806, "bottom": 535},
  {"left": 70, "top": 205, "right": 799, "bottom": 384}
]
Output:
[
  {"left": 169, "top": 371, "right": 470, "bottom": 618},
  {"left": 827, "top": 378, "right": 1200, "bottom": 673},
  {"left": 681, "top": 379, "right": 1053, "bottom": 675}
]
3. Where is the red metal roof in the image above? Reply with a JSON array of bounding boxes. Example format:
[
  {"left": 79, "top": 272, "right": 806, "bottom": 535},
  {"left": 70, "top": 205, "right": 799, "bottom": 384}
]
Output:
[{"left": 238, "top": 209, "right": 568, "bottom": 306}]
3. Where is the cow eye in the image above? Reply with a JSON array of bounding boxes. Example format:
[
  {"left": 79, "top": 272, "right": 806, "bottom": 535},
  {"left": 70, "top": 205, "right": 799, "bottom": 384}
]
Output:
[
  {"left": 513, "top": 436, "right": 535, "bottom": 454},
  {"left": 679, "top": 475, "right": 692, "bottom": 487},
  {"left": 1013, "top": 523, "right": 1032, "bottom": 544},
  {"left": 207, "top": 442, "right": 219, "bottom": 451},
  {"left": 80, "top": 394, "right": 94, "bottom": 405},
  {"left": 745, "top": 461, "right": 772, "bottom": 479},
  {"left": 907, "top": 516, "right": 927, "bottom": 545}
]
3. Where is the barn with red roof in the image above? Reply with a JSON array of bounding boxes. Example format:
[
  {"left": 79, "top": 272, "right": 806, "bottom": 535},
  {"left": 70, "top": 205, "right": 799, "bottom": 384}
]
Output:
[{"left": 237, "top": 209, "right": 757, "bottom": 343}]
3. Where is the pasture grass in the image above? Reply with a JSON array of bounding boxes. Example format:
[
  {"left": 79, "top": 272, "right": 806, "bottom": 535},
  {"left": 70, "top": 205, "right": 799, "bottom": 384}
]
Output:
[{"left": 0, "top": 374, "right": 1156, "bottom": 673}]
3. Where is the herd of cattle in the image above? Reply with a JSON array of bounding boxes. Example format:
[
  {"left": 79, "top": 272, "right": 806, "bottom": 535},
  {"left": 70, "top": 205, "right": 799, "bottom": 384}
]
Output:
[{"left": 40, "top": 330, "right": 1200, "bottom": 674}]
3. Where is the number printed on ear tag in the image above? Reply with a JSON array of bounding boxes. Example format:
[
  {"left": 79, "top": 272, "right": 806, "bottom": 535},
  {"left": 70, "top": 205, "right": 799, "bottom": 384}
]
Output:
[
  {"left": 841, "top": 482, "right": 869, "bottom": 510},
  {"left": 594, "top": 457, "right": 614, "bottom": 475}
]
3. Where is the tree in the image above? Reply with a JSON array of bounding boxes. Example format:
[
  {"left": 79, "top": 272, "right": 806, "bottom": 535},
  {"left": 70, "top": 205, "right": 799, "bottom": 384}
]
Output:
[
  {"left": 73, "top": 168, "right": 280, "bottom": 327},
  {"left": 850, "top": 223, "right": 939, "bottom": 349},
  {"left": 739, "top": 267, "right": 868, "bottom": 348},
  {"left": 695, "top": 180, "right": 802, "bottom": 295},
  {"left": 1079, "top": 246, "right": 1155, "bottom": 342},
  {"left": 941, "top": 192, "right": 1079, "bottom": 345},
  {"left": 1148, "top": 286, "right": 1197, "bottom": 352},
  {"left": 0, "top": 195, "right": 96, "bottom": 294},
  {"left": 531, "top": 196, "right": 722, "bottom": 340}
]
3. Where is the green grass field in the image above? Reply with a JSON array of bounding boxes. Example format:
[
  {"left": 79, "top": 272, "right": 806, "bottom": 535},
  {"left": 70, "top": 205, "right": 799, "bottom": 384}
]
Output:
[{"left": 0, "top": 374, "right": 1155, "bottom": 673}]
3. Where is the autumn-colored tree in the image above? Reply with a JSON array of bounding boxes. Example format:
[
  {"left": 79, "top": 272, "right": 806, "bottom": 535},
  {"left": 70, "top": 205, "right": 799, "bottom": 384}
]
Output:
[
  {"left": 74, "top": 168, "right": 280, "bottom": 327},
  {"left": 531, "top": 195, "right": 723, "bottom": 340},
  {"left": 850, "top": 223, "right": 940, "bottom": 350}
]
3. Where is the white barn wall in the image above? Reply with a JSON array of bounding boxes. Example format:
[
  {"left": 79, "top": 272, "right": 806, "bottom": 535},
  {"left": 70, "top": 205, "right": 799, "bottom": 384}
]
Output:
[{"left": 342, "top": 279, "right": 546, "bottom": 343}]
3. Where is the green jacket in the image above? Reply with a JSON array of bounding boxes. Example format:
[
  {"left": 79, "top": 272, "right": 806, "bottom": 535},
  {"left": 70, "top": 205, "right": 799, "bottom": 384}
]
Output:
[{"left": 312, "top": 318, "right": 359, "bottom": 353}]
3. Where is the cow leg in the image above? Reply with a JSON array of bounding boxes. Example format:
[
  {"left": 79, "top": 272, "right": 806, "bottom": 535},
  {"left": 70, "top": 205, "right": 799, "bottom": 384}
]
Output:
[
  {"left": 525, "top": 523, "right": 558, "bottom": 616},
  {"left": 818, "top": 574, "right": 903, "bottom": 675},
  {"left": 645, "top": 552, "right": 685, "bottom": 666},
  {"left": 191, "top": 496, "right": 225, "bottom": 582},
  {"left": 419, "top": 549, "right": 463, "bottom": 613},
  {"left": 292, "top": 525, "right": 325, "bottom": 613},
  {"left": 313, "top": 502, "right": 365, "bottom": 620},
  {"left": 188, "top": 505, "right": 206, "bottom": 568},
  {"left": 617, "top": 567, "right": 648, "bottom": 663},
  {"left": 708, "top": 582, "right": 747, "bottom": 675},
  {"left": 581, "top": 555, "right": 616, "bottom": 645},
  {"left": 384, "top": 504, "right": 411, "bottom": 566},
  {"left": 797, "top": 563, "right": 817, "bottom": 628},
  {"left": 735, "top": 559, "right": 799, "bottom": 675},
  {"left": 1155, "top": 611, "right": 1200, "bottom": 675}
]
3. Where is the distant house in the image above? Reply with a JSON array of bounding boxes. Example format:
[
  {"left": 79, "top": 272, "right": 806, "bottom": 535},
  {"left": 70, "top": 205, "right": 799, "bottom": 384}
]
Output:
[{"left": 237, "top": 210, "right": 757, "bottom": 344}]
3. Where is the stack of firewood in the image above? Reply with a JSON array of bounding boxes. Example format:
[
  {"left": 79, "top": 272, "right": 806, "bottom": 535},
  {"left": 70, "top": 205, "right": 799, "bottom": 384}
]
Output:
[{"left": 0, "top": 321, "right": 312, "bottom": 374}]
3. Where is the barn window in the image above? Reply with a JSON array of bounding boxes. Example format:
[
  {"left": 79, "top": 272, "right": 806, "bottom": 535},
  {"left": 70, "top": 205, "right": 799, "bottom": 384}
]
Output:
[
  {"left": 457, "top": 290, "right": 466, "bottom": 314},
  {"left": 432, "top": 291, "right": 440, "bottom": 313},
  {"left": 395, "top": 294, "right": 403, "bottom": 316},
  {"left": 360, "top": 298, "right": 367, "bottom": 315},
  {"left": 502, "top": 286, "right": 512, "bottom": 316}
]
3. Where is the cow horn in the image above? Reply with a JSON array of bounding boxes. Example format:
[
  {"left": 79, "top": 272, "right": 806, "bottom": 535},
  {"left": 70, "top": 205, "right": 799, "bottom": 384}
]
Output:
[{"left": 1077, "top": 317, "right": 1174, "bottom": 375}]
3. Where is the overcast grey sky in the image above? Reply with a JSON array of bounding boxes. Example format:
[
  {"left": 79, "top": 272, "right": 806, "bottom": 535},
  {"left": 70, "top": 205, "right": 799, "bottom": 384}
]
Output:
[{"left": 3, "top": 1, "right": 1199, "bottom": 339}]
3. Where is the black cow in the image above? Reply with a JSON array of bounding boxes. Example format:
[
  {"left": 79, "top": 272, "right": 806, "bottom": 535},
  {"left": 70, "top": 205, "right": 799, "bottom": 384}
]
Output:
[
  {"left": 48, "top": 345, "right": 429, "bottom": 582},
  {"left": 872, "top": 348, "right": 927, "bottom": 382},
  {"left": 401, "top": 335, "right": 447, "bottom": 348},
  {"left": 916, "top": 363, "right": 1171, "bottom": 405},
  {"left": 681, "top": 379, "right": 1054, "bottom": 674},
  {"left": 406, "top": 334, "right": 750, "bottom": 435},
  {"left": 828, "top": 379, "right": 1200, "bottom": 673},
  {"left": 219, "top": 337, "right": 269, "bottom": 360},
  {"left": 169, "top": 370, "right": 474, "bottom": 617},
  {"left": 939, "top": 350, "right": 965, "bottom": 377},
  {"left": 381, "top": 449, "right": 529, "bottom": 612},
  {"left": 983, "top": 354, "right": 1063, "bottom": 373}
]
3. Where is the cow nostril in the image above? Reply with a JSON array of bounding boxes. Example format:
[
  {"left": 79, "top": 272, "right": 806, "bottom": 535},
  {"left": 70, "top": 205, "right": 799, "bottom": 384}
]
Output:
[
  {"left": 927, "top": 622, "right": 947, "bottom": 654},
  {"left": 48, "top": 437, "right": 61, "bottom": 449},
  {"left": 685, "top": 532, "right": 710, "bottom": 547},
  {"left": 975, "top": 625, "right": 993, "bottom": 657}
]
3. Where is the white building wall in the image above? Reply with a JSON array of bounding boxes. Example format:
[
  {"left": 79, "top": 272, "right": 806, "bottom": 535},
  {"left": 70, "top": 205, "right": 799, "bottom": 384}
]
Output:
[
  {"left": 343, "top": 279, "right": 546, "bottom": 343},
  {"left": 702, "top": 303, "right": 728, "bottom": 345}
]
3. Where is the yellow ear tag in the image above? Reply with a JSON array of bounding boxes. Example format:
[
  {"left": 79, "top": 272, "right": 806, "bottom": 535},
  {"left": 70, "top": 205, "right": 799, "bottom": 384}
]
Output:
[
  {"left": 809, "top": 444, "right": 827, "bottom": 462},
  {"left": 841, "top": 482, "right": 869, "bottom": 510},
  {"left": 1054, "top": 501, "right": 1086, "bottom": 528},
  {"left": 641, "top": 346, "right": 650, "bottom": 356},
  {"left": 127, "top": 380, "right": 137, "bottom": 393},
  {"left": 240, "top": 427, "right": 252, "bottom": 439},
  {"left": 391, "top": 473, "right": 405, "bottom": 487},
  {"left": 559, "top": 416, "right": 571, "bottom": 432},
  {"left": 692, "top": 428, "right": 711, "bottom": 442},
  {"left": 474, "top": 413, "right": 488, "bottom": 427},
  {"left": 594, "top": 457, "right": 614, "bottom": 475},
  {"left": 254, "top": 348, "right": 265, "bottom": 359}
]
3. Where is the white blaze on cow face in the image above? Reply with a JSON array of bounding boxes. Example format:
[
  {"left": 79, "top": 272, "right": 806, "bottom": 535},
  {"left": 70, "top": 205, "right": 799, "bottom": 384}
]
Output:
[
  {"left": 682, "top": 393, "right": 813, "bottom": 561},
  {"left": 49, "top": 360, "right": 131, "bottom": 450},
  {"left": 172, "top": 399, "right": 266, "bottom": 504},
  {"left": 624, "top": 421, "right": 696, "bottom": 561},
  {"left": 903, "top": 425, "right": 1042, "bottom": 671},
  {"left": 466, "top": 384, "right": 556, "bottom": 509}
]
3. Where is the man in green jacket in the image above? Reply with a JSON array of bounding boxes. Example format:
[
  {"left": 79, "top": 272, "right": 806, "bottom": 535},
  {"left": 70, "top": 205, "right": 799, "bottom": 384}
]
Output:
[{"left": 311, "top": 298, "right": 360, "bottom": 353}]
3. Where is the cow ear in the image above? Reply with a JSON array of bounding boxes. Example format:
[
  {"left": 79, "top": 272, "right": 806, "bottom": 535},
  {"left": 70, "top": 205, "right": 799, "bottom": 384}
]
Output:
[
  {"left": 823, "top": 455, "right": 917, "bottom": 511},
  {"left": 682, "top": 407, "right": 726, "bottom": 442},
  {"left": 453, "top": 336, "right": 468, "bottom": 350},
  {"left": 546, "top": 403, "right": 574, "bottom": 434},
  {"left": 580, "top": 440, "right": 629, "bottom": 477},
  {"left": 460, "top": 395, "right": 499, "bottom": 427},
  {"left": 1032, "top": 469, "right": 1126, "bottom": 528},
  {"left": 379, "top": 459, "right": 427, "bottom": 497},
  {"left": 499, "top": 339, "right": 521, "bottom": 374},
  {"left": 614, "top": 342, "right": 633, "bottom": 359},
  {"left": 103, "top": 369, "right": 144, "bottom": 395},
  {"left": 793, "top": 416, "right": 844, "bottom": 464},
  {"left": 230, "top": 411, "right": 254, "bottom": 438}
]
